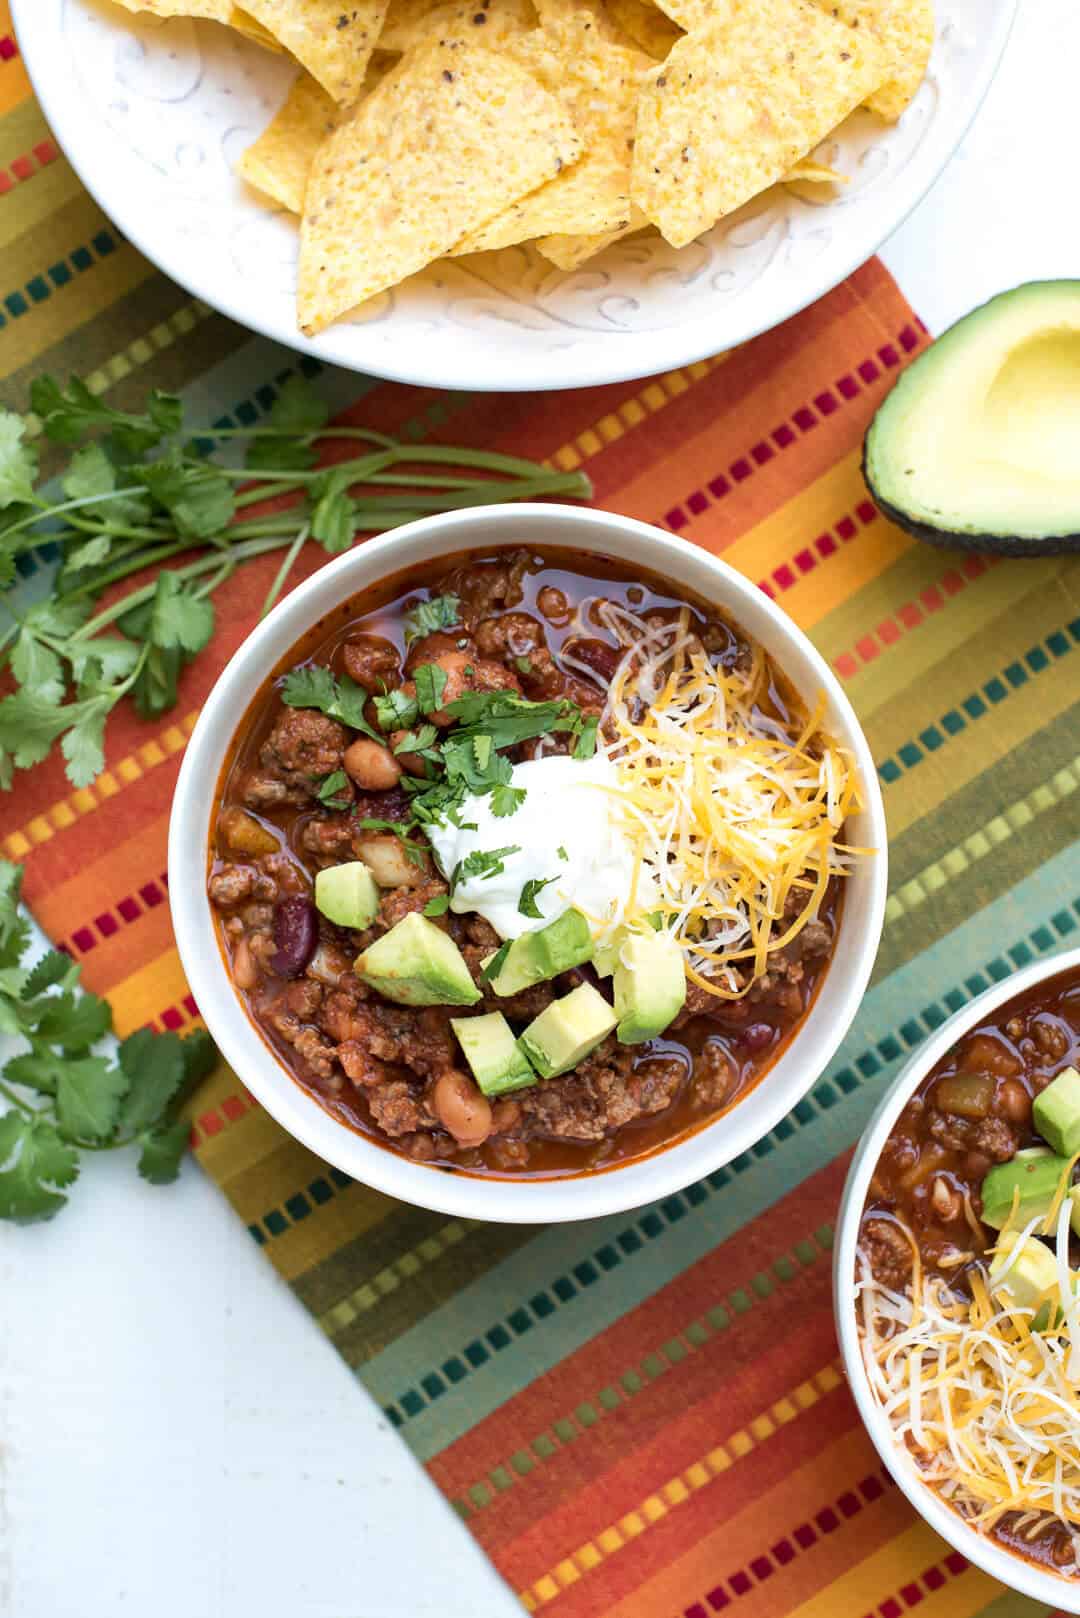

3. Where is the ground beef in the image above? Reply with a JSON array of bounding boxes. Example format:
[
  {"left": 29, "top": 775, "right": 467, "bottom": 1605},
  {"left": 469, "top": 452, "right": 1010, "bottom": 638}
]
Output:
[
  {"left": 443, "top": 553, "right": 530, "bottom": 623},
  {"left": 691, "top": 1042, "right": 736, "bottom": 1109},
  {"left": 338, "top": 1044, "right": 406, "bottom": 1088},
  {"left": 342, "top": 634, "right": 401, "bottom": 692},
  {"left": 351, "top": 786, "right": 414, "bottom": 825},
  {"left": 519, "top": 1039, "right": 641, "bottom": 1140},
  {"left": 264, "top": 993, "right": 337, "bottom": 1080},
  {"left": 208, "top": 865, "right": 254, "bottom": 905},
  {"left": 368, "top": 1079, "right": 428, "bottom": 1136},
  {"left": 240, "top": 770, "right": 311, "bottom": 810},
  {"left": 629, "top": 1057, "right": 685, "bottom": 1114},
  {"left": 404, "top": 629, "right": 472, "bottom": 673},
  {"left": 261, "top": 708, "right": 346, "bottom": 783},
  {"left": 927, "top": 1107, "right": 1018, "bottom": 1162},
  {"left": 860, "top": 1217, "right": 913, "bottom": 1292},
  {"left": 474, "top": 612, "right": 547, "bottom": 660},
  {"left": 379, "top": 877, "right": 449, "bottom": 931},
  {"left": 299, "top": 815, "right": 355, "bottom": 863}
]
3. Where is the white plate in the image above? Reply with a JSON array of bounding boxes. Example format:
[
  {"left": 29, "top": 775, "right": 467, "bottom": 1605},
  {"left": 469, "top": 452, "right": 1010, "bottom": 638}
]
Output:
[{"left": 15, "top": 0, "right": 1015, "bottom": 392}]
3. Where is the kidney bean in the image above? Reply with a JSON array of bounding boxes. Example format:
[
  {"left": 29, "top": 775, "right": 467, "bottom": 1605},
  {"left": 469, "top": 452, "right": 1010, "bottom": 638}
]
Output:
[
  {"left": 270, "top": 895, "right": 318, "bottom": 978},
  {"left": 741, "top": 1021, "right": 775, "bottom": 1052},
  {"left": 561, "top": 636, "right": 621, "bottom": 685}
]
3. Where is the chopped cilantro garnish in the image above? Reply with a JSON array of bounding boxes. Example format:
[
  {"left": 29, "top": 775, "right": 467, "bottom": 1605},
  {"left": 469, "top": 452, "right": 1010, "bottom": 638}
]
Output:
[
  {"left": 316, "top": 769, "right": 352, "bottom": 810},
  {"left": 518, "top": 875, "right": 558, "bottom": 919},
  {"left": 572, "top": 714, "right": 600, "bottom": 760},
  {"left": 373, "top": 686, "right": 419, "bottom": 732},
  {"left": 280, "top": 665, "right": 381, "bottom": 740},
  {"left": 480, "top": 941, "right": 512, "bottom": 982},
  {"left": 404, "top": 593, "right": 460, "bottom": 642},
  {"left": 490, "top": 782, "right": 526, "bottom": 818},
  {"left": 413, "top": 662, "right": 449, "bottom": 715},
  {"left": 450, "top": 845, "right": 521, "bottom": 894},
  {"left": 422, "top": 893, "right": 451, "bottom": 917},
  {"left": 557, "top": 845, "right": 568, "bottom": 861}
]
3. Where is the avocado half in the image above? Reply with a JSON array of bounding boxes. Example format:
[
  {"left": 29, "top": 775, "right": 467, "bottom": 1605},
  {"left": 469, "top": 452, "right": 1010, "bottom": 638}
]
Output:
[{"left": 863, "top": 281, "right": 1080, "bottom": 556}]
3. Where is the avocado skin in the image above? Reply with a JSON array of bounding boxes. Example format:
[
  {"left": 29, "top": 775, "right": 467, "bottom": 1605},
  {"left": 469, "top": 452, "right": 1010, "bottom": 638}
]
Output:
[
  {"left": 862, "top": 444, "right": 1080, "bottom": 558},
  {"left": 861, "top": 279, "right": 1080, "bottom": 558}
]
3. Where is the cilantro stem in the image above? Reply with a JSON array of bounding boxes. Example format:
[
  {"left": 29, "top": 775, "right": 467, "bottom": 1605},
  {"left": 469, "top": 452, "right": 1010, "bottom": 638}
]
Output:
[
  {"left": 0, "top": 1077, "right": 38, "bottom": 1118},
  {"left": 0, "top": 486, "right": 151, "bottom": 550},
  {"left": 260, "top": 522, "right": 311, "bottom": 619}
]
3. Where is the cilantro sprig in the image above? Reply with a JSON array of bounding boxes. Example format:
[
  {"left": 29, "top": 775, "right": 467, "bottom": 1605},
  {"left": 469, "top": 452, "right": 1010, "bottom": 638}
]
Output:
[
  {"left": 518, "top": 875, "right": 558, "bottom": 918},
  {"left": 0, "top": 375, "right": 592, "bottom": 791},
  {"left": 0, "top": 861, "right": 217, "bottom": 1222}
]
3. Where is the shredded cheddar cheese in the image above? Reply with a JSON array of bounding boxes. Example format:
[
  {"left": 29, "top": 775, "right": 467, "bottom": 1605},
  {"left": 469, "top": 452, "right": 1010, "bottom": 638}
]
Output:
[
  {"left": 586, "top": 600, "right": 861, "bottom": 998},
  {"left": 856, "top": 1202, "right": 1080, "bottom": 1571}
]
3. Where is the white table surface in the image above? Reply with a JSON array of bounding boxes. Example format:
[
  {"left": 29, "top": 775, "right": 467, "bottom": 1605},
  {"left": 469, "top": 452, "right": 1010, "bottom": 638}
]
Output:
[{"left": 2, "top": 4, "right": 1075, "bottom": 1613}]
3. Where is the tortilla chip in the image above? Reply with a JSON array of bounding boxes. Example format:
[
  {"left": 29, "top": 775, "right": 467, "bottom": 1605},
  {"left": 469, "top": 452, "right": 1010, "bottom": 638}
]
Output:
[
  {"left": 537, "top": 204, "right": 647, "bottom": 269},
  {"left": 229, "top": 7, "right": 285, "bottom": 46},
  {"left": 109, "top": 0, "right": 234, "bottom": 18},
  {"left": 236, "top": 74, "right": 339, "bottom": 212},
  {"left": 297, "top": 40, "right": 581, "bottom": 332},
  {"left": 784, "top": 160, "right": 847, "bottom": 184},
  {"left": 451, "top": 12, "right": 651, "bottom": 254},
  {"left": 631, "top": 0, "right": 885, "bottom": 248},
  {"left": 808, "top": 0, "right": 934, "bottom": 121},
  {"left": 239, "top": 0, "right": 388, "bottom": 103},
  {"left": 379, "top": 0, "right": 535, "bottom": 53},
  {"left": 601, "top": 0, "right": 681, "bottom": 58}
]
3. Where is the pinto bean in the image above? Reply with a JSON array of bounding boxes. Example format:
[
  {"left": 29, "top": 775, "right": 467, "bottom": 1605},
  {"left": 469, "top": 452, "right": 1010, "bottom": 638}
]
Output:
[
  {"left": 430, "top": 1069, "right": 492, "bottom": 1146},
  {"left": 232, "top": 935, "right": 258, "bottom": 990},
  {"left": 343, "top": 737, "right": 403, "bottom": 790},
  {"left": 996, "top": 1077, "right": 1033, "bottom": 1125}
]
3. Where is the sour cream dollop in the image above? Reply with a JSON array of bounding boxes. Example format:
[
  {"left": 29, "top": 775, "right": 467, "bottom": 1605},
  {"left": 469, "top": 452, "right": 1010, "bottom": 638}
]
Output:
[{"left": 425, "top": 755, "right": 638, "bottom": 942}]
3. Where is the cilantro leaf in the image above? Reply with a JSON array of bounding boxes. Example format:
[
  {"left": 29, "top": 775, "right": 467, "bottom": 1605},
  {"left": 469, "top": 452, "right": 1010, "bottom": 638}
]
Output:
[
  {"left": 443, "top": 690, "right": 582, "bottom": 750},
  {"left": 413, "top": 663, "right": 449, "bottom": 716},
  {"left": 557, "top": 845, "right": 568, "bottom": 861},
  {"left": 149, "top": 571, "right": 215, "bottom": 654},
  {"left": 11, "top": 630, "right": 64, "bottom": 701},
  {"left": 141, "top": 455, "right": 235, "bottom": 541},
  {"left": 31, "top": 376, "right": 181, "bottom": 455},
  {"left": 137, "top": 1116, "right": 192, "bottom": 1185},
  {"left": 480, "top": 941, "right": 511, "bottom": 983},
  {"left": 29, "top": 985, "right": 112, "bottom": 1050},
  {"left": 245, "top": 376, "right": 329, "bottom": 471},
  {"left": 54, "top": 1055, "right": 129, "bottom": 1141},
  {"left": 60, "top": 699, "right": 111, "bottom": 790},
  {"left": 113, "top": 1028, "right": 186, "bottom": 1135},
  {"left": 0, "top": 409, "right": 39, "bottom": 508},
  {"left": 404, "top": 593, "right": 460, "bottom": 642},
  {"left": 316, "top": 769, "right": 352, "bottom": 810},
  {"left": 0, "top": 1114, "right": 79, "bottom": 1223},
  {"left": 310, "top": 467, "right": 356, "bottom": 554},
  {"left": 22, "top": 951, "right": 77, "bottom": 998},
  {"left": 490, "top": 782, "right": 526, "bottom": 819},
  {"left": 0, "top": 688, "right": 78, "bottom": 775},
  {"left": 392, "top": 723, "right": 438, "bottom": 757},
  {"left": 373, "top": 687, "right": 419, "bottom": 731},
  {"left": 62, "top": 443, "right": 150, "bottom": 529},
  {"left": 573, "top": 714, "right": 600, "bottom": 760},
  {"left": 450, "top": 845, "right": 520, "bottom": 893},
  {"left": 518, "top": 875, "right": 558, "bottom": 919},
  {"left": 422, "top": 893, "right": 451, "bottom": 917},
  {"left": 281, "top": 665, "right": 380, "bottom": 739}
]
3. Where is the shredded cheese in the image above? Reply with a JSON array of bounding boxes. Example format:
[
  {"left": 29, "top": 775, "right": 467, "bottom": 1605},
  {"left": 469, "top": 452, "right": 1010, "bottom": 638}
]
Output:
[
  {"left": 587, "top": 600, "right": 862, "bottom": 997},
  {"left": 857, "top": 1219, "right": 1080, "bottom": 1571}
]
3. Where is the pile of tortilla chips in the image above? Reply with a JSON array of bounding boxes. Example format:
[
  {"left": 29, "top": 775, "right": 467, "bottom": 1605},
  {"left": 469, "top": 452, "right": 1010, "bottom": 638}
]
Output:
[{"left": 117, "top": 0, "right": 934, "bottom": 335}]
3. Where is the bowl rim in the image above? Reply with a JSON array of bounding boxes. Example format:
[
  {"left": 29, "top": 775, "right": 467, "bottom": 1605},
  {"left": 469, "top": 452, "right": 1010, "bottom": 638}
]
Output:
[
  {"left": 833, "top": 943, "right": 1080, "bottom": 1612},
  {"left": 168, "top": 501, "right": 887, "bottom": 1223},
  {"left": 12, "top": 0, "right": 1018, "bottom": 392}
]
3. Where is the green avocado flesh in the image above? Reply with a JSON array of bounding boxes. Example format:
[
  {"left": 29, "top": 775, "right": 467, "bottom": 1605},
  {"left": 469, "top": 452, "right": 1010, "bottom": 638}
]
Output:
[
  {"left": 1032, "top": 1065, "right": 1080, "bottom": 1157},
  {"left": 451, "top": 1011, "right": 537, "bottom": 1097},
  {"left": 315, "top": 861, "right": 380, "bottom": 929},
  {"left": 863, "top": 280, "right": 1080, "bottom": 555},
  {"left": 355, "top": 912, "right": 481, "bottom": 1007},
  {"left": 613, "top": 928, "right": 686, "bottom": 1044},
  {"left": 485, "top": 908, "right": 594, "bottom": 997},
  {"left": 980, "top": 1148, "right": 1072, "bottom": 1231},
  {"left": 520, "top": 982, "right": 617, "bottom": 1079}
]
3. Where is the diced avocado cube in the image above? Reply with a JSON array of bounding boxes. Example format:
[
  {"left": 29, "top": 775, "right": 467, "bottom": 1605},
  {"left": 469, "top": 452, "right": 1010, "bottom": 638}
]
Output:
[
  {"left": 1070, "top": 1184, "right": 1080, "bottom": 1240},
  {"left": 1033, "top": 1065, "right": 1080, "bottom": 1157},
  {"left": 488, "top": 909, "right": 594, "bottom": 997},
  {"left": 519, "top": 982, "right": 617, "bottom": 1079},
  {"left": 595, "top": 914, "right": 665, "bottom": 977},
  {"left": 451, "top": 1012, "right": 537, "bottom": 1097},
  {"left": 989, "top": 1230, "right": 1064, "bottom": 1325},
  {"left": 355, "top": 912, "right": 481, "bottom": 1007},
  {"left": 980, "top": 1148, "right": 1072, "bottom": 1230},
  {"left": 314, "top": 861, "right": 380, "bottom": 930},
  {"left": 613, "top": 928, "right": 686, "bottom": 1044}
]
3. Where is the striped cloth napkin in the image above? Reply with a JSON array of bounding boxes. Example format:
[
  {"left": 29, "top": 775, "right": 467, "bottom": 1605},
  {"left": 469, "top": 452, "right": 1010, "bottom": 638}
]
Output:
[{"left": 4, "top": 13, "right": 1080, "bottom": 1611}]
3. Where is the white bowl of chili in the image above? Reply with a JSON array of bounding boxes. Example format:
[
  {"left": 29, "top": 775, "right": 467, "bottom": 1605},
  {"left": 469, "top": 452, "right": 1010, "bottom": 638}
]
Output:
[
  {"left": 835, "top": 947, "right": 1080, "bottom": 1611},
  {"left": 170, "top": 503, "right": 887, "bottom": 1223}
]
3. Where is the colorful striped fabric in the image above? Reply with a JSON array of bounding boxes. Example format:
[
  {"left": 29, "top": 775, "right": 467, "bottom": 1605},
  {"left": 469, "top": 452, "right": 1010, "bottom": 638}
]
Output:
[{"left": 4, "top": 10, "right": 1079, "bottom": 1612}]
